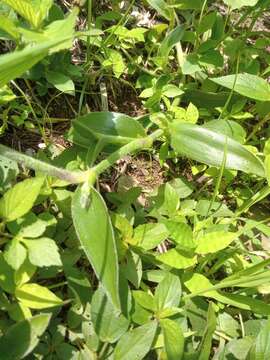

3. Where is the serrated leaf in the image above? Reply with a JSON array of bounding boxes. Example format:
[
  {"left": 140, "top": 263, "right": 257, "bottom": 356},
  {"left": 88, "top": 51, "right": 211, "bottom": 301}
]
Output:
[
  {"left": 72, "top": 186, "right": 120, "bottom": 310},
  {"left": 0, "top": 177, "right": 44, "bottom": 222},
  {"left": 170, "top": 122, "right": 265, "bottom": 177},
  {"left": 196, "top": 231, "right": 238, "bottom": 254},
  {"left": 15, "top": 283, "right": 63, "bottom": 309},
  {"left": 114, "top": 321, "right": 157, "bottom": 360},
  {"left": 22, "top": 238, "right": 62, "bottom": 267},
  {"left": 0, "top": 314, "right": 51, "bottom": 360},
  {"left": 211, "top": 73, "right": 270, "bottom": 102},
  {"left": 160, "top": 319, "right": 184, "bottom": 360}
]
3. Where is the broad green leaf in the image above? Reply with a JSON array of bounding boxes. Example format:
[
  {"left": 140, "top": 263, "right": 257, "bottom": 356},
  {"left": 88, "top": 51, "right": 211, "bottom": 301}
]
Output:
[
  {"left": 72, "top": 186, "right": 120, "bottom": 310},
  {"left": 8, "top": 212, "right": 47, "bottom": 238},
  {"left": 14, "top": 258, "right": 36, "bottom": 287},
  {"left": 102, "top": 49, "right": 125, "bottom": 78},
  {"left": 146, "top": 0, "right": 173, "bottom": 20},
  {"left": 22, "top": 238, "right": 62, "bottom": 267},
  {"left": 157, "top": 248, "right": 197, "bottom": 269},
  {"left": 0, "top": 314, "right": 51, "bottom": 360},
  {"left": 196, "top": 231, "right": 238, "bottom": 254},
  {"left": 69, "top": 112, "right": 146, "bottom": 148},
  {"left": 164, "top": 220, "right": 195, "bottom": 248},
  {"left": 114, "top": 321, "right": 157, "bottom": 360},
  {"left": 186, "top": 102, "right": 199, "bottom": 124},
  {"left": 211, "top": 73, "right": 270, "bottom": 102},
  {"left": 133, "top": 223, "right": 169, "bottom": 250},
  {"left": 8, "top": 302, "right": 32, "bottom": 322},
  {"left": 197, "top": 12, "right": 217, "bottom": 35},
  {"left": 154, "top": 272, "right": 182, "bottom": 311},
  {"left": 46, "top": 71, "right": 75, "bottom": 94},
  {"left": 4, "top": 238, "right": 27, "bottom": 270},
  {"left": 0, "top": 177, "right": 44, "bottom": 222},
  {"left": 247, "top": 319, "right": 270, "bottom": 359},
  {"left": 203, "top": 119, "right": 246, "bottom": 144},
  {"left": 133, "top": 291, "right": 155, "bottom": 311},
  {"left": 158, "top": 25, "right": 185, "bottom": 67},
  {"left": 0, "top": 11, "right": 77, "bottom": 88},
  {"left": 15, "top": 283, "right": 63, "bottom": 309},
  {"left": 0, "top": 14, "right": 20, "bottom": 40},
  {"left": 2, "top": 0, "right": 53, "bottom": 28},
  {"left": 0, "top": 252, "right": 15, "bottom": 293},
  {"left": 223, "top": 0, "right": 259, "bottom": 10},
  {"left": 160, "top": 319, "right": 184, "bottom": 360},
  {"left": 91, "top": 287, "right": 129, "bottom": 343},
  {"left": 198, "top": 303, "right": 216, "bottom": 360},
  {"left": 170, "top": 122, "right": 265, "bottom": 177}
]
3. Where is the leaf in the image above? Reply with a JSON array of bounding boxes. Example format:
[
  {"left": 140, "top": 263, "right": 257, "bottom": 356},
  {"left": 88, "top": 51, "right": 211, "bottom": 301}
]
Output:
[
  {"left": 0, "top": 314, "right": 51, "bottom": 360},
  {"left": 0, "top": 11, "right": 77, "bottom": 88},
  {"left": 2, "top": 0, "right": 53, "bottom": 28},
  {"left": 160, "top": 319, "right": 184, "bottom": 360},
  {"left": 0, "top": 252, "right": 15, "bottom": 293},
  {"left": 114, "top": 321, "right": 157, "bottom": 360},
  {"left": 157, "top": 248, "right": 197, "bottom": 269},
  {"left": 46, "top": 71, "right": 75, "bottom": 94},
  {"left": 0, "top": 14, "right": 20, "bottom": 40},
  {"left": 198, "top": 303, "right": 216, "bottom": 360},
  {"left": 69, "top": 112, "right": 146, "bottom": 148},
  {"left": 223, "top": 0, "right": 259, "bottom": 10},
  {"left": 158, "top": 25, "right": 185, "bottom": 67},
  {"left": 169, "top": 122, "right": 265, "bottom": 177},
  {"left": 146, "top": 0, "right": 173, "bottom": 20},
  {"left": 186, "top": 102, "right": 199, "bottom": 123},
  {"left": 0, "top": 177, "right": 44, "bottom": 222},
  {"left": 102, "top": 49, "right": 126, "bottom": 78},
  {"left": 154, "top": 272, "right": 182, "bottom": 311},
  {"left": 7, "top": 212, "right": 47, "bottom": 238},
  {"left": 196, "top": 231, "right": 238, "bottom": 254},
  {"left": 164, "top": 220, "right": 195, "bottom": 248},
  {"left": 91, "top": 287, "right": 129, "bottom": 343},
  {"left": 211, "top": 73, "right": 270, "bottom": 102},
  {"left": 197, "top": 12, "right": 217, "bottom": 34},
  {"left": 265, "top": 155, "right": 270, "bottom": 186},
  {"left": 133, "top": 291, "right": 155, "bottom": 311},
  {"left": 133, "top": 223, "right": 169, "bottom": 250},
  {"left": 4, "top": 238, "right": 27, "bottom": 270},
  {"left": 15, "top": 283, "right": 63, "bottom": 309},
  {"left": 247, "top": 319, "right": 270, "bottom": 359},
  {"left": 22, "top": 237, "right": 62, "bottom": 267},
  {"left": 72, "top": 186, "right": 120, "bottom": 310}
]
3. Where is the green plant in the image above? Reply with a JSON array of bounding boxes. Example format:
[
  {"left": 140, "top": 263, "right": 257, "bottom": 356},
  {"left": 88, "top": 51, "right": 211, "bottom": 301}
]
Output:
[{"left": 0, "top": 1, "right": 270, "bottom": 359}]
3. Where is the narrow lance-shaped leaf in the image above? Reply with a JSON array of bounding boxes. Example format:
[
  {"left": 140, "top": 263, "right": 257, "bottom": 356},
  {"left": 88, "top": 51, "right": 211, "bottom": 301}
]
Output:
[
  {"left": 146, "top": 0, "right": 173, "bottom": 20},
  {"left": 198, "top": 303, "right": 216, "bottom": 360},
  {"left": 72, "top": 185, "right": 120, "bottom": 310},
  {"left": 169, "top": 122, "right": 265, "bottom": 177},
  {"left": 210, "top": 73, "right": 270, "bottom": 102}
]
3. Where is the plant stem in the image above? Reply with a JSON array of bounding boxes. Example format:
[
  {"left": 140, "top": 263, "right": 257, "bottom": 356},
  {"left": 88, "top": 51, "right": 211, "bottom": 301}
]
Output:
[
  {"left": 0, "top": 144, "right": 86, "bottom": 184},
  {"left": 93, "top": 129, "right": 163, "bottom": 176},
  {"left": 0, "top": 130, "right": 164, "bottom": 184}
]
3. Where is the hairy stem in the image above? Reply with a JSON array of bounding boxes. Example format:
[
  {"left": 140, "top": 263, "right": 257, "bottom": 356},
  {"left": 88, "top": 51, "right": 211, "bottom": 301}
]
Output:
[
  {"left": 93, "top": 129, "right": 164, "bottom": 176},
  {"left": 0, "top": 144, "right": 86, "bottom": 184}
]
